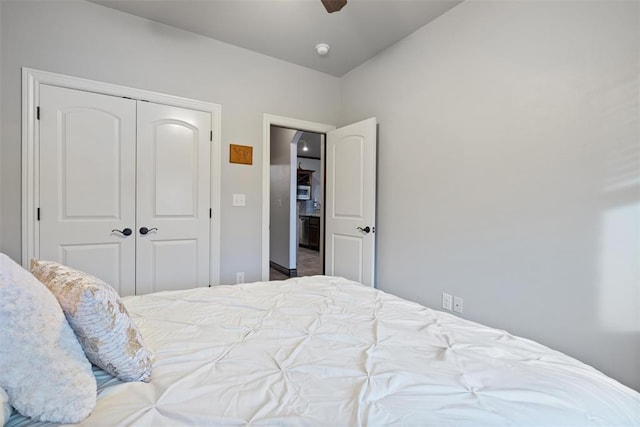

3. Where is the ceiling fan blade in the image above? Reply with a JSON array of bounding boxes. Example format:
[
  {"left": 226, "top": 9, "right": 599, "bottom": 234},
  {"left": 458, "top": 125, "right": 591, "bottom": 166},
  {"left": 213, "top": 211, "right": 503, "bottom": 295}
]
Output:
[{"left": 321, "top": 0, "right": 347, "bottom": 13}]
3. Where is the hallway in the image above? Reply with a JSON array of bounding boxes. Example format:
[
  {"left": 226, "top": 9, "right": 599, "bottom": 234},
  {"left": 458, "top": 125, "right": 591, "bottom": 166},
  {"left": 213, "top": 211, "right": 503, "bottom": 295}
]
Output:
[{"left": 270, "top": 247, "right": 322, "bottom": 281}]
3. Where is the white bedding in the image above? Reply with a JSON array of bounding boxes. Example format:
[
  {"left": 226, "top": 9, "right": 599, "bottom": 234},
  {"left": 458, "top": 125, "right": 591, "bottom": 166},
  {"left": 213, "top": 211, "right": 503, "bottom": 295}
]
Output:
[{"left": 8, "top": 276, "right": 640, "bottom": 426}]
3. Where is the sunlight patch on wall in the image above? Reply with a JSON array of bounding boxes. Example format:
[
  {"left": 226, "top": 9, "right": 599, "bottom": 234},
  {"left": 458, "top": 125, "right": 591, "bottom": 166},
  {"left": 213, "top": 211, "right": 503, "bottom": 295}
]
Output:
[
  {"left": 597, "top": 70, "right": 639, "bottom": 332},
  {"left": 597, "top": 202, "right": 640, "bottom": 332}
]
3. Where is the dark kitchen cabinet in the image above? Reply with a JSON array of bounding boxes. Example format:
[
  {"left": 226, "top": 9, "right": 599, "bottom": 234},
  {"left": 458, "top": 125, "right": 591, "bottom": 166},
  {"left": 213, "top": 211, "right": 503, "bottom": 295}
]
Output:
[
  {"left": 297, "top": 169, "right": 313, "bottom": 187},
  {"left": 308, "top": 216, "right": 320, "bottom": 251}
]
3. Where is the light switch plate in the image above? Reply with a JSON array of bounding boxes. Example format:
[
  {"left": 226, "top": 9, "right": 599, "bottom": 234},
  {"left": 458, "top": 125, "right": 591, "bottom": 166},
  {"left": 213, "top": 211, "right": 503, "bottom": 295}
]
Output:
[{"left": 232, "top": 194, "right": 246, "bottom": 207}]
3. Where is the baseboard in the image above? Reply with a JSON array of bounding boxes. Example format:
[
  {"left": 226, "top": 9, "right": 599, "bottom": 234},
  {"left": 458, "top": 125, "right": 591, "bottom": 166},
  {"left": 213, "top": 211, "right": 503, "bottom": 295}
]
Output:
[{"left": 270, "top": 261, "right": 297, "bottom": 277}]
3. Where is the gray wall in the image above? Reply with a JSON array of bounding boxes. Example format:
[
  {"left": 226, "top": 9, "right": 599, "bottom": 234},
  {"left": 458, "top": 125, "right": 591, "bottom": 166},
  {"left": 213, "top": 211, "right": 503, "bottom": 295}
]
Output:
[
  {"left": 340, "top": 0, "right": 640, "bottom": 390},
  {"left": 0, "top": 0, "right": 340, "bottom": 284},
  {"left": 269, "top": 127, "right": 298, "bottom": 270}
]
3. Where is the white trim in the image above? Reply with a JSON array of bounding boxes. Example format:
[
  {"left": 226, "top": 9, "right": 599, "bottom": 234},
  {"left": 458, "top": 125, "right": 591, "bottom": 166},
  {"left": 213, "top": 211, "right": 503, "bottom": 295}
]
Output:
[
  {"left": 209, "top": 102, "right": 222, "bottom": 286},
  {"left": 288, "top": 131, "right": 304, "bottom": 269},
  {"left": 261, "top": 114, "right": 335, "bottom": 280},
  {"left": 22, "top": 67, "right": 222, "bottom": 285}
]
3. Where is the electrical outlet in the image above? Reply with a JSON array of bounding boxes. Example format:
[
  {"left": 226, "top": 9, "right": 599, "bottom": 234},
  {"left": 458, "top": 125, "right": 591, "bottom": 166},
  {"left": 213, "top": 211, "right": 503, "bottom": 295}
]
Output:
[
  {"left": 442, "top": 293, "right": 452, "bottom": 311},
  {"left": 236, "top": 272, "right": 245, "bottom": 284},
  {"left": 453, "top": 296, "right": 464, "bottom": 314}
]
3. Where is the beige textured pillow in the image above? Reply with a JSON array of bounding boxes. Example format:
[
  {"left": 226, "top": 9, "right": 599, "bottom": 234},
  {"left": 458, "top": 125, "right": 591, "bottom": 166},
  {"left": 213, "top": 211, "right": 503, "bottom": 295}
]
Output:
[{"left": 30, "top": 260, "right": 153, "bottom": 382}]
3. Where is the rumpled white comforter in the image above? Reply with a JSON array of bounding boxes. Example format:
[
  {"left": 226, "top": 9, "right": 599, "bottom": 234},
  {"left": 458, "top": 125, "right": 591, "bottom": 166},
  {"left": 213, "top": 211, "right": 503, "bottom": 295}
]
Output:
[{"left": 9, "top": 276, "right": 640, "bottom": 426}]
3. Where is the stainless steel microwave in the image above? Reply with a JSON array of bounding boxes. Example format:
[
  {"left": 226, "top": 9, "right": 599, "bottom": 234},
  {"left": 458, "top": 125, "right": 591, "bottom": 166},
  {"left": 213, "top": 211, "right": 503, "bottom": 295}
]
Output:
[{"left": 297, "top": 185, "right": 311, "bottom": 200}]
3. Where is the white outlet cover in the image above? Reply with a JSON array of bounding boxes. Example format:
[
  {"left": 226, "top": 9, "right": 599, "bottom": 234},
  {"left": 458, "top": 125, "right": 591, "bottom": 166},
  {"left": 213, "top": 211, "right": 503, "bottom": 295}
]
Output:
[
  {"left": 453, "top": 296, "right": 463, "bottom": 313},
  {"left": 232, "top": 194, "right": 246, "bottom": 207},
  {"left": 442, "top": 293, "right": 453, "bottom": 311}
]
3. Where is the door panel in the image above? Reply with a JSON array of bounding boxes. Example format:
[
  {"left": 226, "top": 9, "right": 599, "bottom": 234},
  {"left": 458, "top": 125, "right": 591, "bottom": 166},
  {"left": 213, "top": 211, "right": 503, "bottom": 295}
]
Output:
[
  {"left": 60, "top": 244, "right": 125, "bottom": 295},
  {"left": 154, "top": 122, "right": 198, "bottom": 217},
  {"left": 332, "top": 234, "right": 363, "bottom": 282},
  {"left": 62, "top": 109, "right": 123, "bottom": 218},
  {"left": 325, "top": 118, "right": 377, "bottom": 287},
  {"left": 136, "top": 102, "right": 211, "bottom": 294},
  {"left": 333, "top": 136, "right": 364, "bottom": 218},
  {"left": 39, "top": 85, "right": 137, "bottom": 296},
  {"left": 150, "top": 239, "right": 198, "bottom": 293}
]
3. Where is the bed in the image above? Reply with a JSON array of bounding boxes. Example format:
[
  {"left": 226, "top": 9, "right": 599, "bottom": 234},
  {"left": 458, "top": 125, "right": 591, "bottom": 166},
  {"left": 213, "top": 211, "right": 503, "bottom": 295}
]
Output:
[{"left": 5, "top": 275, "right": 640, "bottom": 426}]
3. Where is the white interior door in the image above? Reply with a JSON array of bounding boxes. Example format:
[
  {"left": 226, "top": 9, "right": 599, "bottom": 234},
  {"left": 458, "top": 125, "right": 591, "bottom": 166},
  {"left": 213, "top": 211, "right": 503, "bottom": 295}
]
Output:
[
  {"left": 38, "top": 84, "right": 137, "bottom": 296},
  {"left": 325, "top": 117, "right": 377, "bottom": 287},
  {"left": 135, "top": 102, "right": 211, "bottom": 294}
]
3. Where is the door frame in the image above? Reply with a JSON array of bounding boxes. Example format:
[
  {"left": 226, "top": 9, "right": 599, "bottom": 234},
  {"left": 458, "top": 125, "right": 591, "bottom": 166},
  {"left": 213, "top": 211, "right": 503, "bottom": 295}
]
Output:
[
  {"left": 261, "top": 114, "right": 334, "bottom": 280},
  {"left": 22, "top": 67, "right": 222, "bottom": 285}
]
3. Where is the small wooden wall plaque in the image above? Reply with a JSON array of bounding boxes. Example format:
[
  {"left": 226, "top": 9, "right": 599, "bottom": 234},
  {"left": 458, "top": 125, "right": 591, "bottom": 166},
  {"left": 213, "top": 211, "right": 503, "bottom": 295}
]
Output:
[{"left": 230, "top": 144, "right": 253, "bottom": 165}]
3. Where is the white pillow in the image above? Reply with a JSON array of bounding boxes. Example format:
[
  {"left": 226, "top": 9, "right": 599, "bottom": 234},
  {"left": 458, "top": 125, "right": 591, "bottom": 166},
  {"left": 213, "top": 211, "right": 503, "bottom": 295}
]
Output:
[
  {"left": 0, "top": 253, "right": 96, "bottom": 423},
  {"left": 31, "top": 260, "right": 153, "bottom": 382},
  {"left": 0, "top": 386, "right": 12, "bottom": 426}
]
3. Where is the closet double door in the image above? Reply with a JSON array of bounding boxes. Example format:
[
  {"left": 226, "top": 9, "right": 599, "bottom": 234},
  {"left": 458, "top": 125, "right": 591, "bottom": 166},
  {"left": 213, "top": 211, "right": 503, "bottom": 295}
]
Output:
[{"left": 38, "top": 85, "right": 212, "bottom": 296}]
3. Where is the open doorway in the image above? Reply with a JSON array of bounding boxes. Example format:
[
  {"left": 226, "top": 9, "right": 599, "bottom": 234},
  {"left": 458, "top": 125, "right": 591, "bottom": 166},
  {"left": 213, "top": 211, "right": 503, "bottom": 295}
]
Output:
[
  {"left": 295, "top": 133, "right": 323, "bottom": 278},
  {"left": 263, "top": 114, "right": 377, "bottom": 286},
  {"left": 261, "top": 114, "right": 335, "bottom": 281},
  {"left": 268, "top": 126, "right": 324, "bottom": 280}
]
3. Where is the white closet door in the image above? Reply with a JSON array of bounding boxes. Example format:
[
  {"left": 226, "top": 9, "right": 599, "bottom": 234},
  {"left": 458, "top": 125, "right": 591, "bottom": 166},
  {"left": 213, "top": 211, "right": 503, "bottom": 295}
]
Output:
[
  {"left": 135, "top": 102, "right": 211, "bottom": 294},
  {"left": 38, "top": 84, "right": 137, "bottom": 296}
]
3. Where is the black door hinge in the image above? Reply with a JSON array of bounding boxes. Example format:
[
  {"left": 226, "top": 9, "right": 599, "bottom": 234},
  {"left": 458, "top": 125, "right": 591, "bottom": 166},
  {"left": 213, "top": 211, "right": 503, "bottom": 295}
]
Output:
[
  {"left": 210, "top": 130, "right": 213, "bottom": 142},
  {"left": 36, "top": 107, "right": 40, "bottom": 120},
  {"left": 37, "top": 208, "right": 40, "bottom": 221},
  {"left": 209, "top": 208, "right": 212, "bottom": 218}
]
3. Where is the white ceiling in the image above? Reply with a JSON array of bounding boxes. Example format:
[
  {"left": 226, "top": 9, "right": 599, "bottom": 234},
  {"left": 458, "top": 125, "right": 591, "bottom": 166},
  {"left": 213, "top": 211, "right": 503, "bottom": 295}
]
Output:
[{"left": 91, "top": 0, "right": 463, "bottom": 77}]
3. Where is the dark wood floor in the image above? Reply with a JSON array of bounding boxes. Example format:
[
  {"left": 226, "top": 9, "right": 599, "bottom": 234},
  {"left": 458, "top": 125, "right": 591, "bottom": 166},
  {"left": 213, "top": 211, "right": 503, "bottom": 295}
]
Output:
[{"left": 270, "top": 246, "right": 322, "bottom": 281}]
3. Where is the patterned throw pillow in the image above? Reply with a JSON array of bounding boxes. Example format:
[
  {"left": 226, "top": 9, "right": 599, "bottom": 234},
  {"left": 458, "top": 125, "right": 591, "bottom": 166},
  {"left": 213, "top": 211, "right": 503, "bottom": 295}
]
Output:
[
  {"left": 0, "top": 253, "right": 96, "bottom": 423},
  {"left": 30, "top": 260, "right": 153, "bottom": 382}
]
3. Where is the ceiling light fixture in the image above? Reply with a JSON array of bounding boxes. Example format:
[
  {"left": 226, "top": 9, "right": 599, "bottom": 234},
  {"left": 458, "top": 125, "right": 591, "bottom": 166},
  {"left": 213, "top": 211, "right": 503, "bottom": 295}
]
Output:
[
  {"left": 315, "top": 43, "right": 330, "bottom": 56},
  {"left": 302, "top": 140, "right": 309, "bottom": 152}
]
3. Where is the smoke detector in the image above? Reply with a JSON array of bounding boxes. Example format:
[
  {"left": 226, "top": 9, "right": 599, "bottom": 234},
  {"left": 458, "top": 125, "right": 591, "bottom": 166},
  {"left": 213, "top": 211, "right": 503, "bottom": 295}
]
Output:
[{"left": 315, "top": 43, "right": 330, "bottom": 56}]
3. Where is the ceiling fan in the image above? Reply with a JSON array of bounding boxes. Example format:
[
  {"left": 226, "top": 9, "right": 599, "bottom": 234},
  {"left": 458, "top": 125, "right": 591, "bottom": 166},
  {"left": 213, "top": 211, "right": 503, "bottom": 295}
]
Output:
[{"left": 321, "top": 0, "right": 347, "bottom": 13}]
